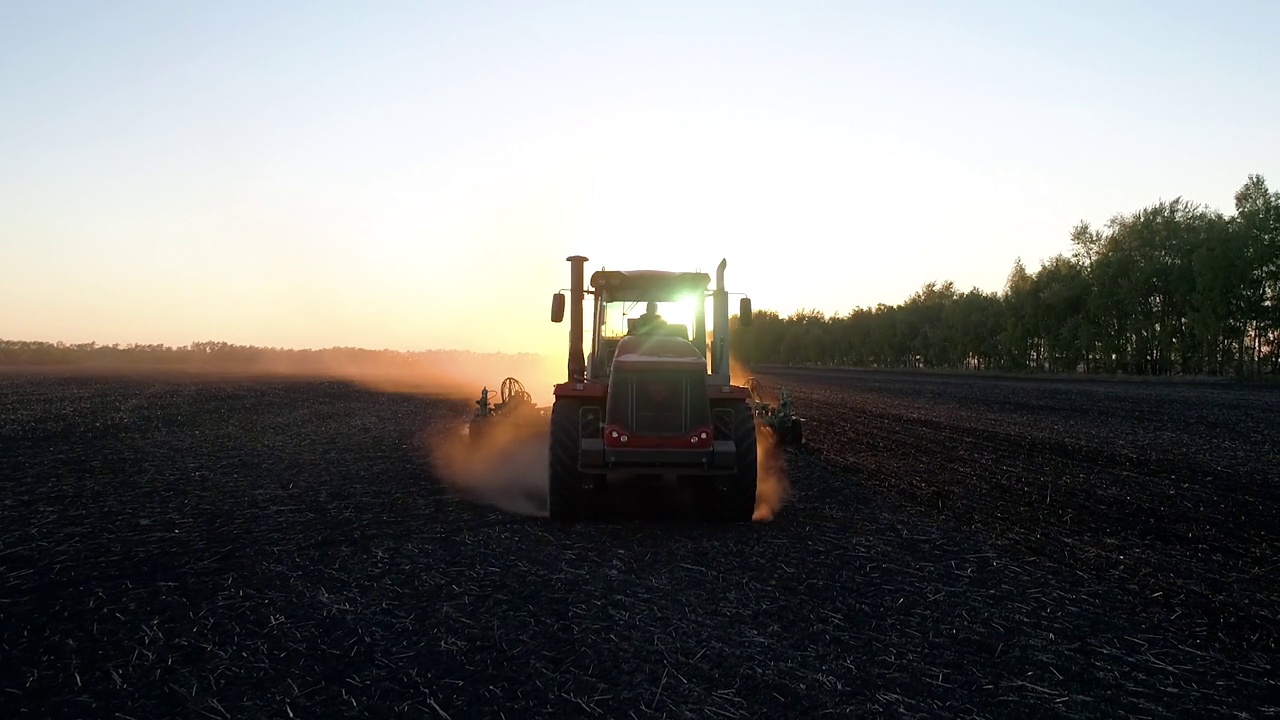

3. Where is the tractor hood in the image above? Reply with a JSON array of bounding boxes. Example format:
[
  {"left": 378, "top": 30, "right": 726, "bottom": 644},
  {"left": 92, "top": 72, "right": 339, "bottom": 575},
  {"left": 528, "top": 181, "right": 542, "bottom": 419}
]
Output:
[{"left": 611, "top": 335, "right": 707, "bottom": 372}]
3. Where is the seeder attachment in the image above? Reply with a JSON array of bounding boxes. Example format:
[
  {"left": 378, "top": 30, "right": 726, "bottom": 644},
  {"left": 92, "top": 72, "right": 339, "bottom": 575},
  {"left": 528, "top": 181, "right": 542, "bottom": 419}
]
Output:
[
  {"left": 747, "top": 377, "right": 804, "bottom": 446},
  {"left": 468, "top": 377, "right": 546, "bottom": 443}
]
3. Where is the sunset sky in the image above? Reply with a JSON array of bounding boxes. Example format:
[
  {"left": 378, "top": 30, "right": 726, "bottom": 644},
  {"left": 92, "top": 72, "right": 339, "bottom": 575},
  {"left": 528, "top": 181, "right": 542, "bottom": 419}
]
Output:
[{"left": 3, "top": 1, "right": 1277, "bottom": 355}]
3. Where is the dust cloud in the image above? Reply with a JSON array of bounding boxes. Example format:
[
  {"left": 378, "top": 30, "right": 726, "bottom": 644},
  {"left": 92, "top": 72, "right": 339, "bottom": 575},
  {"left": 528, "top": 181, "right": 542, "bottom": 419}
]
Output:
[
  {"left": 731, "top": 353, "right": 792, "bottom": 522},
  {"left": 231, "top": 341, "right": 787, "bottom": 523},
  {"left": 250, "top": 349, "right": 561, "bottom": 518},
  {"left": 728, "top": 355, "right": 752, "bottom": 386},
  {"left": 753, "top": 424, "right": 791, "bottom": 522},
  {"left": 245, "top": 350, "right": 560, "bottom": 405},
  {"left": 320, "top": 346, "right": 789, "bottom": 522},
  {"left": 240, "top": 350, "right": 566, "bottom": 517},
  {"left": 426, "top": 410, "right": 552, "bottom": 518},
  {"left": 432, "top": 416, "right": 790, "bottom": 523},
  {"left": 427, "top": 388, "right": 792, "bottom": 524},
  {"left": 31, "top": 346, "right": 562, "bottom": 405}
]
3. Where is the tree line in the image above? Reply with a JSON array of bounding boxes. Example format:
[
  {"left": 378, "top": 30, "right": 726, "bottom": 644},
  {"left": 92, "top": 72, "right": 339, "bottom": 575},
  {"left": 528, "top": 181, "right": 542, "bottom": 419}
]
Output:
[
  {"left": 0, "top": 340, "right": 538, "bottom": 367},
  {"left": 0, "top": 339, "right": 555, "bottom": 387},
  {"left": 734, "top": 174, "right": 1279, "bottom": 378}
]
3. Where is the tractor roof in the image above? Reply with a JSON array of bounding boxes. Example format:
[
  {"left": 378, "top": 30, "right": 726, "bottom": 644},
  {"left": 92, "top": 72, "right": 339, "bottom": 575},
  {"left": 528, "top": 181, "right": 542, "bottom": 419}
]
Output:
[{"left": 589, "top": 269, "right": 711, "bottom": 301}]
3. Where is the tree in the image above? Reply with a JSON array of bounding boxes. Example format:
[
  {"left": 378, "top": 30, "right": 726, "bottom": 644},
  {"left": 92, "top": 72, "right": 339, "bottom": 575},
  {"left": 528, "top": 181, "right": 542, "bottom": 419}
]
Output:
[{"left": 724, "top": 173, "right": 1276, "bottom": 380}]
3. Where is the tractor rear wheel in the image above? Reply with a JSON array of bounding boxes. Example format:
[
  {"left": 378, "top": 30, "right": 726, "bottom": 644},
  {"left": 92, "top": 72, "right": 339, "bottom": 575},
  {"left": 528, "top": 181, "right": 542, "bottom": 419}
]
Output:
[
  {"left": 708, "top": 401, "right": 758, "bottom": 522},
  {"left": 548, "top": 398, "right": 589, "bottom": 521}
]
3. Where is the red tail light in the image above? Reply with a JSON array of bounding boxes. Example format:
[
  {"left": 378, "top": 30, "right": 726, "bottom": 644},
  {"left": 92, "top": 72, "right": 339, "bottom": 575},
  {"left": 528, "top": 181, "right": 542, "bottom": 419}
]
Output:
[
  {"left": 686, "top": 425, "right": 712, "bottom": 449},
  {"left": 603, "top": 424, "right": 631, "bottom": 448}
]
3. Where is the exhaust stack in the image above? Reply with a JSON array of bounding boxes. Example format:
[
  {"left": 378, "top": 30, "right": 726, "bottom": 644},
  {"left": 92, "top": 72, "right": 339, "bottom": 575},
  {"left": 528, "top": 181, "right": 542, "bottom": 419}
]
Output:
[
  {"left": 711, "top": 258, "right": 730, "bottom": 380},
  {"left": 567, "top": 255, "right": 588, "bottom": 382}
]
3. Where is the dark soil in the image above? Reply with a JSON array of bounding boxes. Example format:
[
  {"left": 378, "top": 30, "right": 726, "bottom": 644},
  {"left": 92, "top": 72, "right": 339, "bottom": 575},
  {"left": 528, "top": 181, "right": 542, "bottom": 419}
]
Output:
[{"left": 1, "top": 370, "right": 1275, "bottom": 719}]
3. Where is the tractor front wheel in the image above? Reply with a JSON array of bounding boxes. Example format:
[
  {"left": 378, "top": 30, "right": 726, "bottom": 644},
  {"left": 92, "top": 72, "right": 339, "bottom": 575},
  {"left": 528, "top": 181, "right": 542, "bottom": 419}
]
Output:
[
  {"left": 707, "top": 401, "right": 758, "bottom": 522},
  {"left": 548, "top": 399, "right": 589, "bottom": 521}
]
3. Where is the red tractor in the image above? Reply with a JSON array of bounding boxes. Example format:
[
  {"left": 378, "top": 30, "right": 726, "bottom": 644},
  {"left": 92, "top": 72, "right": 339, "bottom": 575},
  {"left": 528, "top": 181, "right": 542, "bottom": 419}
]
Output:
[{"left": 545, "top": 255, "right": 759, "bottom": 522}]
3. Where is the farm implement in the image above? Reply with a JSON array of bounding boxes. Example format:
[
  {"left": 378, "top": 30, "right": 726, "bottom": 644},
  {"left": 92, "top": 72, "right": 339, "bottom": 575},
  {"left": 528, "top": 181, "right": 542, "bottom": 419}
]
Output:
[
  {"left": 467, "top": 376, "right": 547, "bottom": 444},
  {"left": 747, "top": 377, "right": 804, "bottom": 446},
  {"left": 467, "top": 254, "right": 803, "bottom": 522}
]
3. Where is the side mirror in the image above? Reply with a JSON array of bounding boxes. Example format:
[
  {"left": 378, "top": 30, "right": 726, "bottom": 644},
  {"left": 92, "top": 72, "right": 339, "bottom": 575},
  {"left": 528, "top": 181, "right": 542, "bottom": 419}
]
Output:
[
  {"left": 739, "top": 297, "right": 753, "bottom": 327},
  {"left": 551, "top": 293, "right": 566, "bottom": 323}
]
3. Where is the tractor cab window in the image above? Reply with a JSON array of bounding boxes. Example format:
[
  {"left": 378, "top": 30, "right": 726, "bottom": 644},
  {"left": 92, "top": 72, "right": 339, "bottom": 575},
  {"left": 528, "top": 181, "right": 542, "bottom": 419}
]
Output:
[{"left": 598, "top": 299, "right": 696, "bottom": 341}]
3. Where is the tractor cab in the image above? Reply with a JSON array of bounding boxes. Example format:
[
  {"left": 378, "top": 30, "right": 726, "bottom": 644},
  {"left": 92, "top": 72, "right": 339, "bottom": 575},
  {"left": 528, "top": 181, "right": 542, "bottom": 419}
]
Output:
[
  {"left": 549, "top": 260, "right": 753, "bottom": 386},
  {"left": 584, "top": 269, "right": 711, "bottom": 380}
]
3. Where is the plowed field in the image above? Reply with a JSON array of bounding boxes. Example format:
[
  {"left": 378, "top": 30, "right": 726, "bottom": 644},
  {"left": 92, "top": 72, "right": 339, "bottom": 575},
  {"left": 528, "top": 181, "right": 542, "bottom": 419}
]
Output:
[{"left": 1, "top": 370, "right": 1275, "bottom": 719}]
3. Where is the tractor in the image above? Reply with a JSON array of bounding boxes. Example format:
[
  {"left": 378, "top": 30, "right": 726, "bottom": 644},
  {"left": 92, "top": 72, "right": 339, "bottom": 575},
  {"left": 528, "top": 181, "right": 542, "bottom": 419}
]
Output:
[{"left": 542, "top": 255, "right": 760, "bottom": 522}]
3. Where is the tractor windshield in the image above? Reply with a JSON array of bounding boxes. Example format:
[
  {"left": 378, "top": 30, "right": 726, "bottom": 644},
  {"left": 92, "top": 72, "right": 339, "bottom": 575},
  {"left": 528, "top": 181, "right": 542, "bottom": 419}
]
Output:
[{"left": 599, "top": 297, "right": 700, "bottom": 341}]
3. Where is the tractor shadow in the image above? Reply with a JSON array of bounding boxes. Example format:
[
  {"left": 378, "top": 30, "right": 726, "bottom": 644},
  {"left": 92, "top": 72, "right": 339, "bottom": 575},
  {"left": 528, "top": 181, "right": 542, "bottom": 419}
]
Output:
[{"left": 578, "top": 480, "right": 736, "bottom": 523}]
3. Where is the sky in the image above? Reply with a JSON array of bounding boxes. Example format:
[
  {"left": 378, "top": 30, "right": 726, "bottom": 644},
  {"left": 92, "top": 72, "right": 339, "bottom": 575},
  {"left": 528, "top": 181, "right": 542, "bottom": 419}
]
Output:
[{"left": 2, "top": 0, "right": 1277, "bottom": 355}]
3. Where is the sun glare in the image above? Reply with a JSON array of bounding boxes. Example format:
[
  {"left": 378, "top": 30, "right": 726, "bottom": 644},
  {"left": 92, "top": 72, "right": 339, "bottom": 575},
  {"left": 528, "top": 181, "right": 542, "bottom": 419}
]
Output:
[{"left": 599, "top": 296, "right": 700, "bottom": 339}]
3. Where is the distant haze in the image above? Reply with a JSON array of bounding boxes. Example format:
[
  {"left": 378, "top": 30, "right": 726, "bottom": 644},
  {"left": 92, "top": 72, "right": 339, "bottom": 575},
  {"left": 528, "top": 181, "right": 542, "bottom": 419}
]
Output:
[{"left": 2, "top": 1, "right": 1276, "bottom": 354}]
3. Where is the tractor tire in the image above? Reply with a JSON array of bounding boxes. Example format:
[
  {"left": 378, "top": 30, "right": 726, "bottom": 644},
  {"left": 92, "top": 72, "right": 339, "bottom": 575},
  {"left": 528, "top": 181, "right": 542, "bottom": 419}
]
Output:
[
  {"left": 548, "top": 399, "right": 589, "bottom": 522},
  {"left": 708, "top": 401, "right": 758, "bottom": 522}
]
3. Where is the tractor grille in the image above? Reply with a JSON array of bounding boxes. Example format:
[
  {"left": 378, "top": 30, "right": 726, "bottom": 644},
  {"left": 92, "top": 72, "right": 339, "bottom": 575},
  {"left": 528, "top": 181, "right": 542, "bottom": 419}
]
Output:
[
  {"left": 607, "top": 370, "right": 710, "bottom": 436},
  {"left": 632, "top": 375, "right": 689, "bottom": 434}
]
